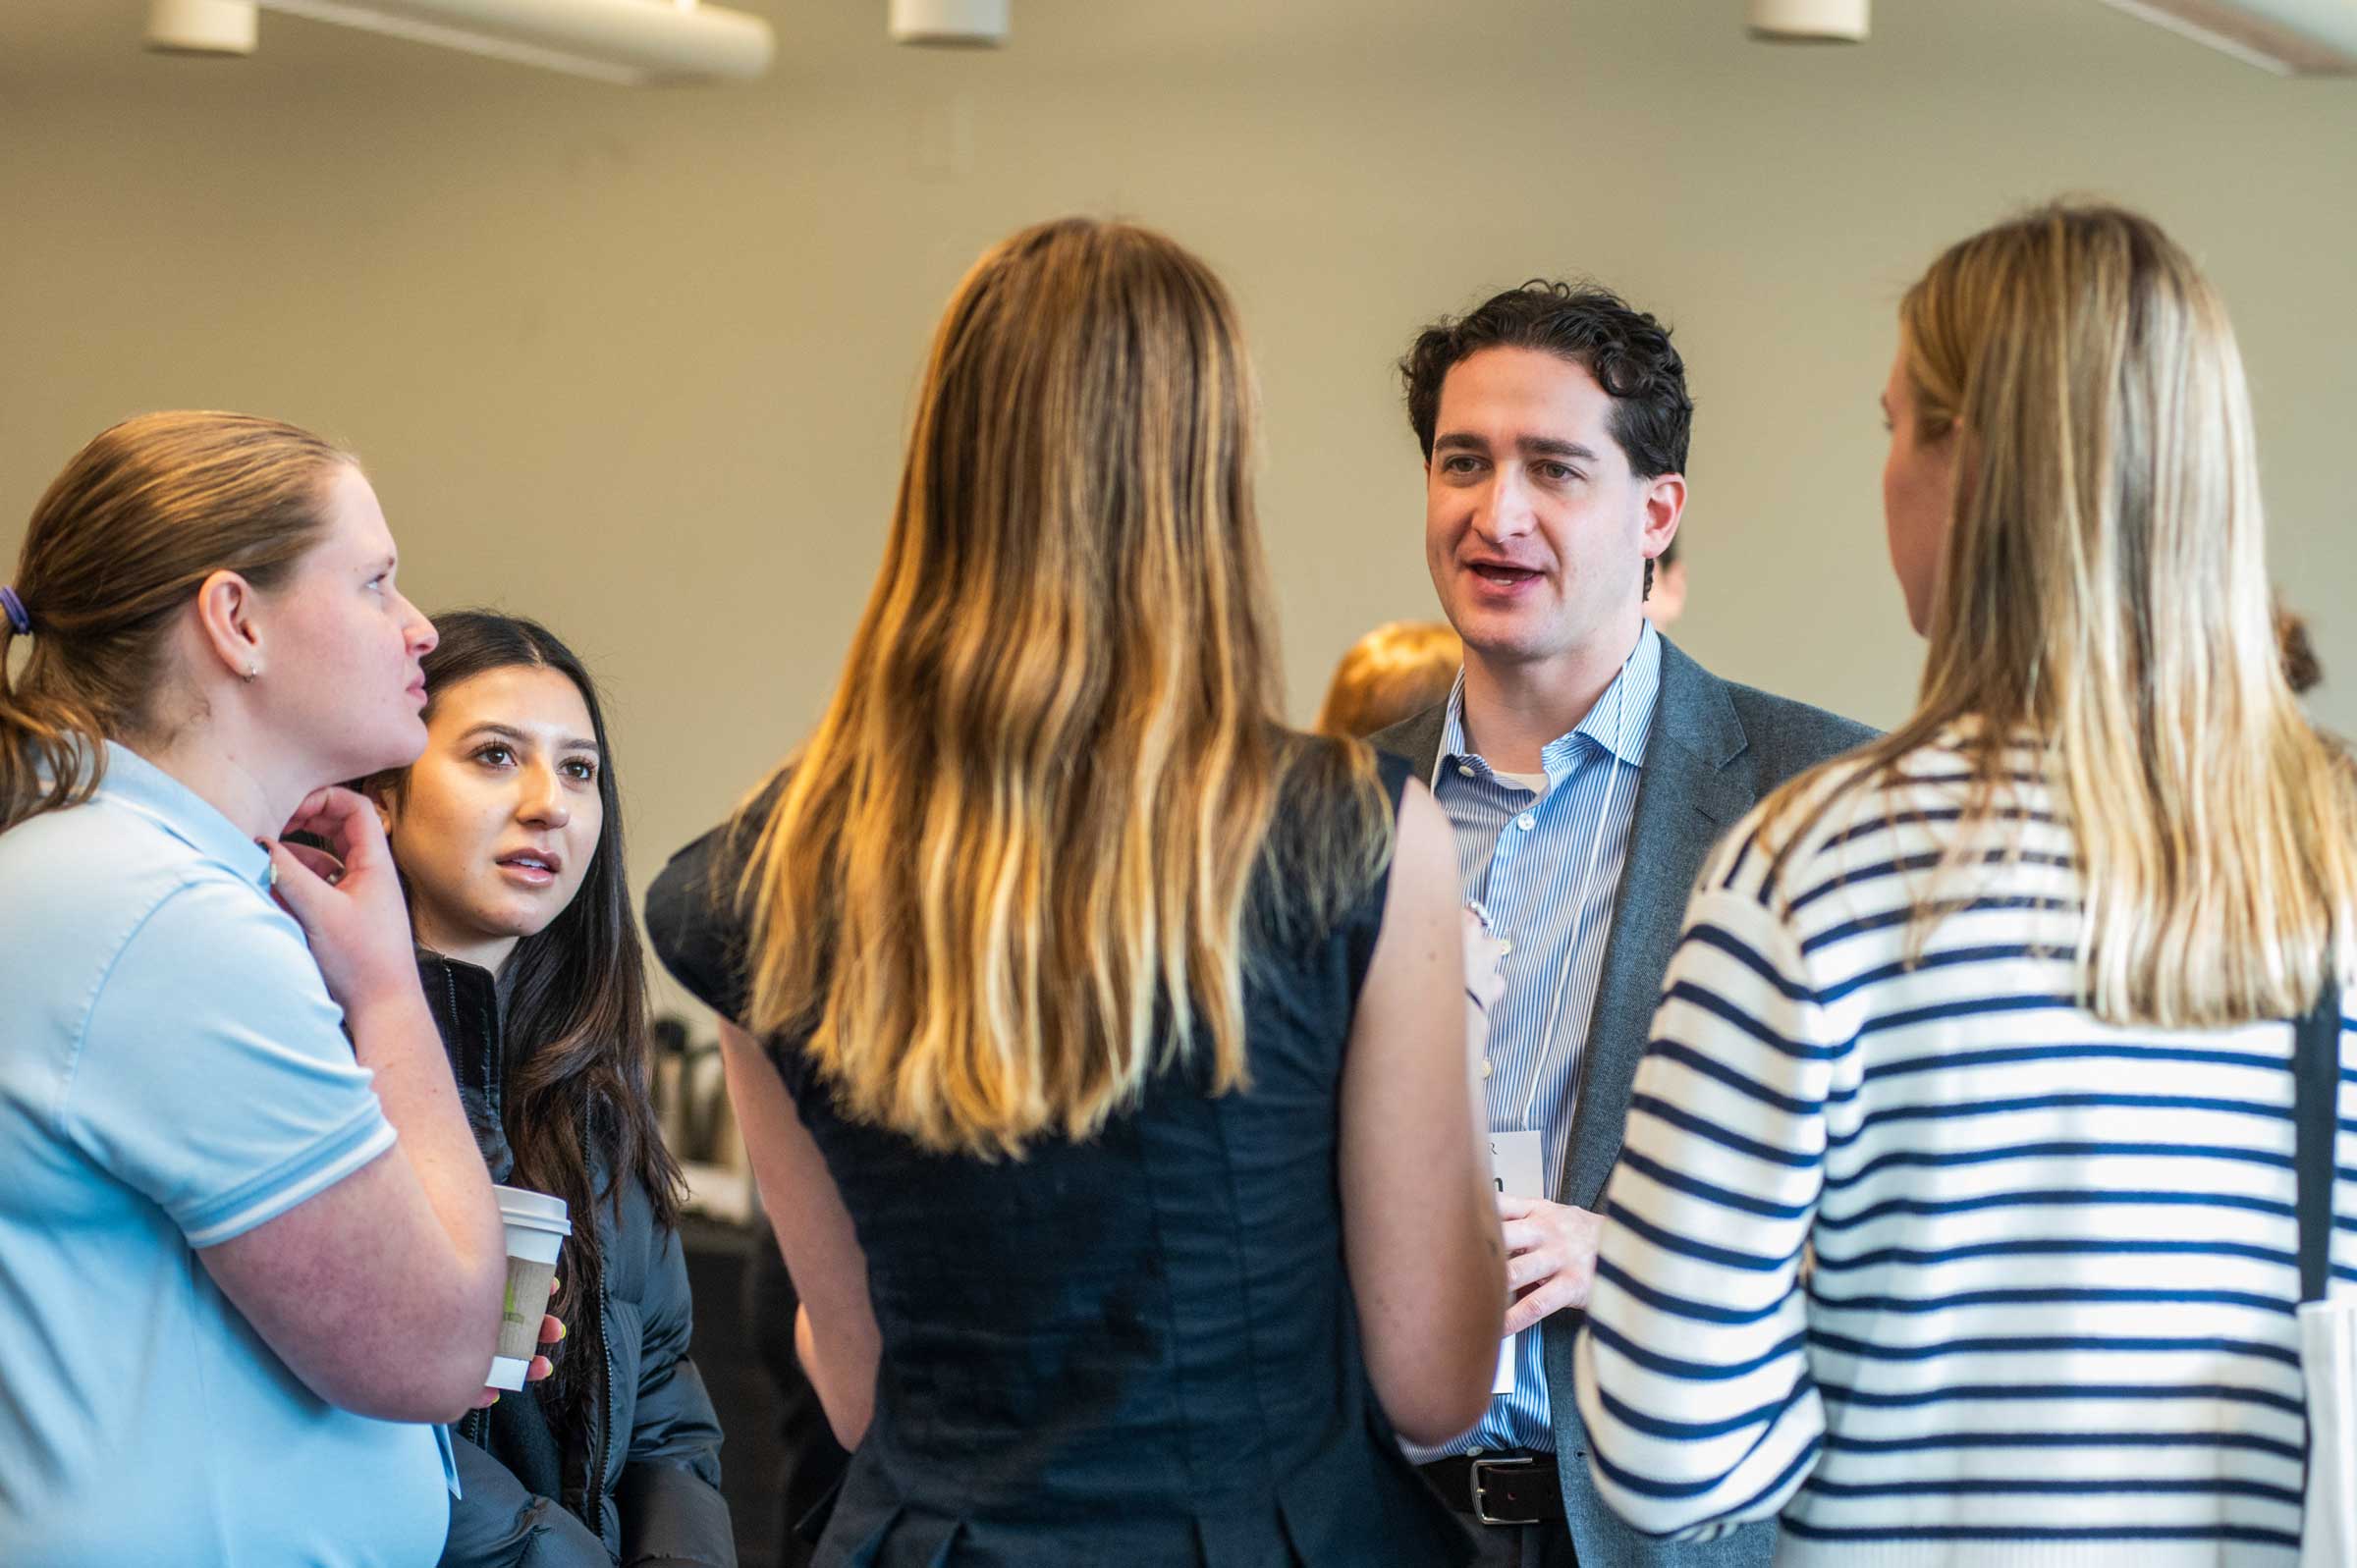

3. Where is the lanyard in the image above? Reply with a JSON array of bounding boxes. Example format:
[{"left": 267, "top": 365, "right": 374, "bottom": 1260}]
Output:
[{"left": 1435, "top": 637, "right": 1641, "bottom": 1130}]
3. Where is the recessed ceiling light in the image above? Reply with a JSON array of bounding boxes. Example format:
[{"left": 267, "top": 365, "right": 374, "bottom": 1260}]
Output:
[
  {"left": 1747, "top": 0, "right": 1869, "bottom": 43},
  {"left": 145, "top": 0, "right": 259, "bottom": 55},
  {"left": 890, "top": 0, "right": 1009, "bottom": 48}
]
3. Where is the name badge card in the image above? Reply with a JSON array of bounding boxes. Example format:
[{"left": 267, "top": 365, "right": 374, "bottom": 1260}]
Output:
[{"left": 1488, "top": 1129, "right": 1546, "bottom": 1395}]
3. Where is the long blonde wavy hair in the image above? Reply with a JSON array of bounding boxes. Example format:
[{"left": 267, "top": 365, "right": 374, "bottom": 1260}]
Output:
[
  {"left": 738, "top": 217, "right": 1389, "bottom": 1156},
  {"left": 1776, "top": 203, "right": 2356, "bottom": 1026}
]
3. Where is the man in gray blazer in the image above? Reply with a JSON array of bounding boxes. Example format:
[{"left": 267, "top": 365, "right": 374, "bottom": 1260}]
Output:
[{"left": 1381, "top": 282, "right": 1873, "bottom": 1567}]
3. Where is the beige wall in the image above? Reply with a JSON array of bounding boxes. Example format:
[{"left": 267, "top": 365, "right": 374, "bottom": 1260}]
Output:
[{"left": 5, "top": 0, "right": 2354, "bottom": 1009}]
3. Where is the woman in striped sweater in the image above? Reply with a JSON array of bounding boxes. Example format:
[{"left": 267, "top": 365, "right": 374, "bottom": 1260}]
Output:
[{"left": 1574, "top": 203, "right": 2357, "bottom": 1563}]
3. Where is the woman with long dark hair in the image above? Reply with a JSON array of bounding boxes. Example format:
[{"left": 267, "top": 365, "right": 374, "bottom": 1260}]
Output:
[{"left": 367, "top": 610, "right": 732, "bottom": 1567}]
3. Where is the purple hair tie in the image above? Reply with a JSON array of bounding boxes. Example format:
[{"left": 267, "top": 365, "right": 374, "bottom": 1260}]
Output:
[{"left": 0, "top": 586, "right": 27, "bottom": 637}]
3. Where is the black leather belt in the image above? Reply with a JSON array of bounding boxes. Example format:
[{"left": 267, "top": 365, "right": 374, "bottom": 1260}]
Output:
[{"left": 1418, "top": 1452, "right": 1564, "bottom": 1525}]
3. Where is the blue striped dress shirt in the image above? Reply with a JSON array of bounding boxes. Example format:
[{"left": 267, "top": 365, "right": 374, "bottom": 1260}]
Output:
[{"left": 1410, "top": 621, "right": 1663, "bottom": 1460}]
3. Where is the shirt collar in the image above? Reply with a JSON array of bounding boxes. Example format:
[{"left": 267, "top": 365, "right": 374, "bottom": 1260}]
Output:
[
  {"left": 1438, "top": 620, "right": 1663, "bottom": 785},
  {"left": 95, "top": 740, "right": 277, "bottom": 892}
]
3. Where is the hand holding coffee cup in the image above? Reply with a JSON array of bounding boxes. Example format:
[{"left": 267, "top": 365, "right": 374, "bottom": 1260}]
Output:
[
  {"left": 485, "top": 1185, "right": 574, "bottom": 1392},
  {"left": 471, "top": 1277, "right": 563, "bottom": 1408}
]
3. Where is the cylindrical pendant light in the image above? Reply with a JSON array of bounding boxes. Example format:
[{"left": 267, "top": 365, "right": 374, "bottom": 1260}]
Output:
[
  {"left": 1746, "top": 0, "right": 1868, "bottom": 42},
  {"left": 890, "top": 0, "right": 1009, "bottom": 47},
  {"left": 145, "top": 0, "right": 260, "bottom": 54}
]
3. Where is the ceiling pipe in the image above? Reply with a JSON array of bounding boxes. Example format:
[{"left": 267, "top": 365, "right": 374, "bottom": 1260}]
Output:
[
  {"left": 2089, "top": 0, "right": 2357, "bottom": 74},
  {"left": 182, "top": 0, "right": 777, "bottom": 83},
  {"left": 258, "top": 0, "right": 774, "bottom": 81}
]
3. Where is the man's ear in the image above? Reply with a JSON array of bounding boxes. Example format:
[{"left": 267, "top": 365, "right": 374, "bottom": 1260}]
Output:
[{"left": 1640, "top": 472, "right": 1687, "bottom": 558}]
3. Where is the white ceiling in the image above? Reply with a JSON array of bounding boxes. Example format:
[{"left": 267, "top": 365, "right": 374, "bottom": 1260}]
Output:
[{"left": 0, "top": 0, "right": 2319, "bottom": 93}]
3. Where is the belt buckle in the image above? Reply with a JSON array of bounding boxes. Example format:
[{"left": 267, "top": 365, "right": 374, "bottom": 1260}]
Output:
[{"left": 1468, "top": 1454, "right": 1538, "bottom": 1527}]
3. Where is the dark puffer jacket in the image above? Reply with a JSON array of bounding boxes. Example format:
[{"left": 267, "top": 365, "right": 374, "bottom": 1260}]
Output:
[{"left": 420, "top": 950, "right": 736, "bottom": 1568}]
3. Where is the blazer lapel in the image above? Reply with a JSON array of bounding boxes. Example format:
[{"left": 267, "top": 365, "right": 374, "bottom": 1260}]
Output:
[
  {"left": 1372, "top": 701, "right": 1450, "bottom": 785},
  {"left": 1556, "top": 639, "right": 1753, "bottom": 1209}
]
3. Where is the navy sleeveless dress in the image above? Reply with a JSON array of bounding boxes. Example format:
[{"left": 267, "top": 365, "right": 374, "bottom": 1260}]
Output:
[{"left": 645, "top": 750, "right": 1473, "bottom": 1567}]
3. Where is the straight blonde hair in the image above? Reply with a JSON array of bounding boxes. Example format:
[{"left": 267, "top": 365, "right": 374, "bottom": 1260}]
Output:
[
  {"left": 1774, "top": 203, "right": 2356, "bottom": 1026},
  {"left": 738, "top": 218, "right": 1389, "bottom": 1157}
]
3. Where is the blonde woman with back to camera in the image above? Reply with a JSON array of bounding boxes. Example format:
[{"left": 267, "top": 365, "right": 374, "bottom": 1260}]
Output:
[
  {"left": 646, "top": 217, "right": 1507, "bottom": 1566},
  {"left": 0, "top": 413, "right": 506, "bottom": 1565},
  {"left": 1576, "top": 205, "right": 2357, "bottom": 1561}
]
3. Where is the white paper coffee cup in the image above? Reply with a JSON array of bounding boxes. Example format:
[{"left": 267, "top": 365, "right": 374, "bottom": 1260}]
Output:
[{"left": 486, "top": 1185, "right": 572, "bottom": 1392}]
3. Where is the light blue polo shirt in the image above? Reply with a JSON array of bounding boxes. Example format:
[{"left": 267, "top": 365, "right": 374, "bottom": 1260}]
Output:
[{"left": 0, "top": 742, "right": 453, "bottom": 1566}]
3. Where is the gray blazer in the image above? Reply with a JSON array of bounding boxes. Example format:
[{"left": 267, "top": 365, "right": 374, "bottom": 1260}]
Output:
[{"left": 1372, "top": 635, "right": 1877, "bottom": 1568}]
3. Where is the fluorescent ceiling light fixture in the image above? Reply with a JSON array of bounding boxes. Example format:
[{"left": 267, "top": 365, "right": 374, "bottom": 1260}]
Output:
[
  {"left": 254, "top": 0, "right": 774, "bottom": 83},
  {"left": 890, "top": 0, "right": 1009, "bottom": 47},
  {"left": 2089, "top": 0, "right": 2357, "bottom": 74}
]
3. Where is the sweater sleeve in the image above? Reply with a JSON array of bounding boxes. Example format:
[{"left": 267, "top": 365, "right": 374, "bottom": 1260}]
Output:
[{"left": 1572, "top": 864, "right": 1842, "bottom": 1538}]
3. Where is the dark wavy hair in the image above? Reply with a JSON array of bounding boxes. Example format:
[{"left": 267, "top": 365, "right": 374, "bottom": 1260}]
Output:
[
  {"left": 1400, "top": 281, "right": 1693, "bottom": 596},
  {"left": 365, "top": 611, "right": 682, "bottom": 1425}
]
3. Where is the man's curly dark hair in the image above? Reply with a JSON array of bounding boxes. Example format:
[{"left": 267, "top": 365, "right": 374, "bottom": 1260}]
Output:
[{"left": 1401, "top": 282, "right": 1693, "bottom": 597}]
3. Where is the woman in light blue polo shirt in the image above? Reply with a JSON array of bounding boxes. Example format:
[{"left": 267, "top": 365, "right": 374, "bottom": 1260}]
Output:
[{"left": 0, "top": 412, "right": 510, "bottom": 1565}]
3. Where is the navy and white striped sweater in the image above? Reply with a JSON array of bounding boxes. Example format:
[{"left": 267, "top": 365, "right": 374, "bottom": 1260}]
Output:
[{"left": 1574, "top": 730, "right": 2355, "bottom": 1565}]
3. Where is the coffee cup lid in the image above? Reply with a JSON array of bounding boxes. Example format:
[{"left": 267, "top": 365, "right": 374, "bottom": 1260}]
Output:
[{"left": 492, "top": 1184, "right": 573, "bottom": 1235}]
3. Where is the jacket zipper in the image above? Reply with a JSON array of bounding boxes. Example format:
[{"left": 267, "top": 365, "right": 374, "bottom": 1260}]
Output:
[
  {"left": 460, "top": 959, "right": 489, "bottom": 1453},
  {"left": 583, "top": 1101, "right": 615, "bottom": 1539},
  {"left": 447, "top": 968, "right": 612, "bottom": 1537}
]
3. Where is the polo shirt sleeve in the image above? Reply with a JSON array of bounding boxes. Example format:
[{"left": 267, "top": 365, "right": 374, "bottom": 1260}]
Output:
[{"left": 60, "top": 878, "right": 398, "bottom": 1249}]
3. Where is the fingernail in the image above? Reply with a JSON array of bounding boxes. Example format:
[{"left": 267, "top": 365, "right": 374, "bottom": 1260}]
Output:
[{"left": 555, "top": 1321, "right": 567, "bottom": 1340}]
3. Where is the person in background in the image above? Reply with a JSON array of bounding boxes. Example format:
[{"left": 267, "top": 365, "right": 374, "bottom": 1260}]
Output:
[
  {"left": 1315, "top": 620, "right": 1464, "bottom": 739},
  {"left": 2279, "top": 605, "right": 2322, "bottom": 695},
  {"left": 1577, "top": 203, "right": 2357, "bottom": 1560},
  {"left": 1377, "top": 283, "right": 1872, "bottom": 1567},
  {"left": 0, "top": 411, "right": 503, "bottom": 1566},
  {"left": 364, "top": 610, "right": 733, "bottom": 1567},
  {"left": 647, "top": 215, "right": 1507, "bottom": 1565},
  {"left": 1640, "top": 535, "right": 1685, "bottom": 630}
]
